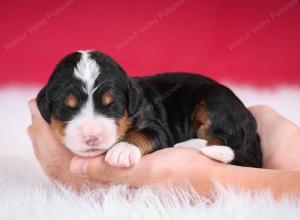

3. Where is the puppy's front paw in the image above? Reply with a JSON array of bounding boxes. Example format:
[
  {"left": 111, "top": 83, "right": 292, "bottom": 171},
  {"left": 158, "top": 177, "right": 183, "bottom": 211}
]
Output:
[{"left": 105, "top": 142, "right": 141, "bottom": 167}]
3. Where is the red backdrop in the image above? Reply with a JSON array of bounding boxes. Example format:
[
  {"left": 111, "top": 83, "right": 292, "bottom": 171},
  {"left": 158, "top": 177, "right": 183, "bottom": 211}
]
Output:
[{"left": 1, "top": 0, "right": 299, "bottom": 86}]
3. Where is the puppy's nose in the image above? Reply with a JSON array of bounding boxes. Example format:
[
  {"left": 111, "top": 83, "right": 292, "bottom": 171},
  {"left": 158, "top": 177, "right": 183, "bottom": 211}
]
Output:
[{"left": 84, "top": 135, "right": 100, "bottom": 146}]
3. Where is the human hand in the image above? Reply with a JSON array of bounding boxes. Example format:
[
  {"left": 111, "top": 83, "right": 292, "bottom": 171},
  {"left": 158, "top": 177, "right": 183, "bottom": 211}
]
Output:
[
  {"left": 28, "top": 98, "right": 300, "bottom": 191},
  {"left": 70, "top": 146, "right": 219, "bottom": 192},
  {"left": 70, "top": 105, "right": 300, "bottom": 187},
  {"left": 249, "top": 105, "right": 300, "bottom": 170},
  {"left": 27, "top": 98, "right": 220, "bottom": 190},
  {"left": 27, "top": 99, "right": 98, "bottom": 190}
]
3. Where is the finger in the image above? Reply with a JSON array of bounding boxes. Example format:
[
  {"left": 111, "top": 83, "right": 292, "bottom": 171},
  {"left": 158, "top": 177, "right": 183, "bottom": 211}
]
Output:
[
  {"left": 32, "top": 141, "right": 42, "bottom": 161},
  {"left": 27, "top": 125, "right": 34, "bottom": 140},
  {"left": 28, "top": 99, "right": 48, "bottom": 127},
  {"left": 28, "top": 99, "right": 64, "bottom": 151},
  {"left": 86, "top": 156, "right": 111, "bottom": 182},
  {"left": 27, "top": 117, "right": 48, "bottom": 161},
  {"left": 29, "top": 137, "right": 41, "bottom": 161},
  {"left": 28, "top": 99, "right": 38, "bottom": 119},
  {"left": 70, "top": 156, "right": 126, "bottom": 183},
  {"left": 70, "top": 157, "right": 88, "bottom": 175},
  {"left": 27, "top": 125, "right": 42, "bottom": 159}
]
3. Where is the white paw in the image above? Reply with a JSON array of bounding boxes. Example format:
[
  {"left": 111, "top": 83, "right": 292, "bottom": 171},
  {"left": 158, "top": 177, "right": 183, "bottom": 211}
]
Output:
[
  {"left": 105, "top": 142, "right": 141, "bottom": 167},
  {"left": 199, "top": 145, "right": 235, "bottom": 163},
  {"left": 174, "top": 138, "right": 208, "bottom": 149}
]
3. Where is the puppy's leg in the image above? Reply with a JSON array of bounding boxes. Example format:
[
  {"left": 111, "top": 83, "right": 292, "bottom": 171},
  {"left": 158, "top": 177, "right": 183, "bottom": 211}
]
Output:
[
  {"left": 174, "top": 138, "right": 208, "bottom": 149},
  {"left": 105, "top": 131, "right": 150, "bottom": 167},
  {"left": 174, "top": 139, "right": 234, "bottom": 163},
  {"left": 189, "top": 101, "right": 236, "bottom": 164},
  {"left": 105, "top": 128, "right": 167, "bottom": 167},
  {"left": 190, "top": 85, "right": 262, "bottom": 167},
  {"left": 198, "top": 145, "right": 234, "bottom": 163},
  {"left": 105, "top": 142, "right": 142, "bottom": 167}
]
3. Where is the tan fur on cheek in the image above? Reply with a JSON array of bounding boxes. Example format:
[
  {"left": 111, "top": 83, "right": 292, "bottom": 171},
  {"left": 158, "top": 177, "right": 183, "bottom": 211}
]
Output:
[
  {"left": 50, "top": 117, "right": 65, "bottom": 142},
  {"left": 116, "top": 111, "right": 132, "bottom": 140}
]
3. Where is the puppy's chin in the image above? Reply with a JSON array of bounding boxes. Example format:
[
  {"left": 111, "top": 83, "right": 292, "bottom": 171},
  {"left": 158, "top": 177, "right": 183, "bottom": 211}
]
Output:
[
  {"left": 63, "top": 138, "right": 117, "bottom": 157},
  {"left": 72, "top": 148, "right": 107, "bottom": 157},
  {"left": 63, "top": 140, "right": 115, "bottom": 157}
]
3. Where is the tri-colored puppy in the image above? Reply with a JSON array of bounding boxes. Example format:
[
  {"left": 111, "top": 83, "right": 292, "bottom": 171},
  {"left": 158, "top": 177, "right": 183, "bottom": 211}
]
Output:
[{"left": 37, "top": 50, "right": 262, "bottom": 168}]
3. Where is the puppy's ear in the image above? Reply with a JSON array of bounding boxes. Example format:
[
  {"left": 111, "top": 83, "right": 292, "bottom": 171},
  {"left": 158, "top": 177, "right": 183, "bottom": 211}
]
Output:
[
  {"left": 127, "top": 79, "right": 142, "bottom": 117},
  {"left": 36, "top": 86, "right": 51, "bottom": 123}
]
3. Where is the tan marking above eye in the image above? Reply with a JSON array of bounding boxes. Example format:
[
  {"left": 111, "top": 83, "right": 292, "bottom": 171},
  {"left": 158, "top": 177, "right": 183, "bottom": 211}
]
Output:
[
  {"left": 65, "top": 95, "right": 78, "bottom": 108},
  {"left": 101, "top": 90, "right": 114, "bottom": 105}
]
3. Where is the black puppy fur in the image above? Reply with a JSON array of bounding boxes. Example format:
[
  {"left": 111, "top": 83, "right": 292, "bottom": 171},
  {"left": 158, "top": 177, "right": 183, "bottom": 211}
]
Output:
[{"left": 37, "top": 51, "right": 262, "bottom": 168}]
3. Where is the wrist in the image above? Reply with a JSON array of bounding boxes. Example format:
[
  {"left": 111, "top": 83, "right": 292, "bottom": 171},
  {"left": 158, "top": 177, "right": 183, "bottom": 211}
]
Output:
[
  {"left": 187, "top": 153, "right": 228, "bottom": 194},
  {"left": 140, "top": 149, "right": 201, "bottom": 186}
]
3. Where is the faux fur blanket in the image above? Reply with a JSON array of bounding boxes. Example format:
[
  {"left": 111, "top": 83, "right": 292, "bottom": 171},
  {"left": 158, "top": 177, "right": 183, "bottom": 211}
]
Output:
[{"left": 1, "top": 85, "right": 300, "bottom": 220}]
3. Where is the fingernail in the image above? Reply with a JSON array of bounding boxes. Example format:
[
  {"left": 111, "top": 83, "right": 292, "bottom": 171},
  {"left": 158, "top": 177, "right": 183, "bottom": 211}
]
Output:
[
  {"left": 29, "top": 101, "right": 37, "bottom": 115},
  {"left": 70, "top": 159, "right": 87, "bottom": 174}
]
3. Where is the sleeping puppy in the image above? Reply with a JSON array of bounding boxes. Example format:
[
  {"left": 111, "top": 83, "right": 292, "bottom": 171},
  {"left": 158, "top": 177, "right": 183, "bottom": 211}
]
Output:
[{"left": 37, "top": 50, "right": 262, "bottom": 168}]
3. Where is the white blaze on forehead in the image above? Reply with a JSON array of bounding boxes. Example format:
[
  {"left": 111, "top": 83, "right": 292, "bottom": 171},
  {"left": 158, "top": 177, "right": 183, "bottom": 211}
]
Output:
[{"left": 74, "top": 51, "right": 100, "bottom": 93}]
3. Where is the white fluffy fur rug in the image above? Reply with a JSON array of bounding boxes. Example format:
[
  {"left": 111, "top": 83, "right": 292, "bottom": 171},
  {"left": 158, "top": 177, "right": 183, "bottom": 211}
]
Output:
[{"left": 1, "top": 84, "right": 300, "bottom": 220}]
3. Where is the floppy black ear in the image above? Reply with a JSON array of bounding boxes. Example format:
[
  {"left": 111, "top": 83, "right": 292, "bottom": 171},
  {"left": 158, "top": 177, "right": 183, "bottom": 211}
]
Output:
[
  {"left": 127, "top": 79, "right": 142, "bottom": 117},
  {"left": 36, "top": 86, "right": 51, "bottom": 123}
]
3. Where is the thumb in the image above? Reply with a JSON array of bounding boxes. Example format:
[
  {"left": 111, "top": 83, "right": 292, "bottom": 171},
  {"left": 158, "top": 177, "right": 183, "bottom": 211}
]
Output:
[
  {"left": 70, "top": 157, "right": 88, "bottom": 175},
  {"left": 70, "top": 156, "right": 124, "bottom": 183}
]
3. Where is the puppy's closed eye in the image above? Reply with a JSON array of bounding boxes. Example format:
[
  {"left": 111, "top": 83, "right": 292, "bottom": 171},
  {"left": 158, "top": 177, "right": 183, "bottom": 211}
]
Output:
[
  {"left": 101, "top": 90, "right": 114, "bottom": 105},
  {"left": 65, "top": 95, "right": 78, "bottom": 108}
]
